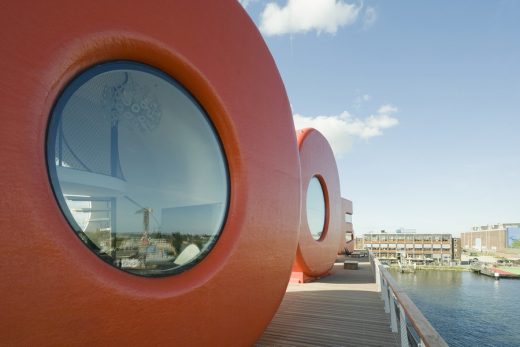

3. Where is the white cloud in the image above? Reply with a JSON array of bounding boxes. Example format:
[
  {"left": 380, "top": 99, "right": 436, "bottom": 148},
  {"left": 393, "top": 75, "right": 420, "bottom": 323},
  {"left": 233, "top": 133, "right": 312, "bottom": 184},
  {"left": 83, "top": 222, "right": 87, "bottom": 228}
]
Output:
[
  {"left": 363, "top": 6, "right": 377, "bottom": 29},
  {"left": 293, "top": 105, "right": 399, "bottom": 157},
  {"left": 259, "top": 0, "right": 362, "bottom": 36},
  {"left": 378, "top": 104, "right": 398, "bottom": 114}
]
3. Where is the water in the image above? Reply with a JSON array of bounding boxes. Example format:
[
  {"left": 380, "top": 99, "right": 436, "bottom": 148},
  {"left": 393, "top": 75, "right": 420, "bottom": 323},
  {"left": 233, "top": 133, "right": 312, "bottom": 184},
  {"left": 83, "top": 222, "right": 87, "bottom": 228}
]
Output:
[{"left": 389, "top": 270, "right": 520, "bottom": 347}]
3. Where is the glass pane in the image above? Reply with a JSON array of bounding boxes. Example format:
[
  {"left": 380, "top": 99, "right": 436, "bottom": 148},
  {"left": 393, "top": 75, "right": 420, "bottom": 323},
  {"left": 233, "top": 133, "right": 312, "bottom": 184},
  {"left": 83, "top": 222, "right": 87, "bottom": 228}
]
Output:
[
  {"left": 306, "top": 176, "right": 325, "bottom": 240},
  {"left": 47, "top": 61, "right": 229, "bottom": 277}
]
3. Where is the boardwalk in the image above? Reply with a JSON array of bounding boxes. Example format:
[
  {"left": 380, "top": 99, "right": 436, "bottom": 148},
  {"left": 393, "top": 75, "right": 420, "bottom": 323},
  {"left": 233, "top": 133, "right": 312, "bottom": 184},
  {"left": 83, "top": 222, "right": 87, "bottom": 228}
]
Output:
[{"left": 256, "top": 258, "right": 399, "bottom": 347}]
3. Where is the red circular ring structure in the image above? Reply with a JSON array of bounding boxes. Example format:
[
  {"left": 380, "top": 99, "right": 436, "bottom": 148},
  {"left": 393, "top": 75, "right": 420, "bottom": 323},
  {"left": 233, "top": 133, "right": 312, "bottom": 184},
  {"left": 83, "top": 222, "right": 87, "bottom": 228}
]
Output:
[
  {"left": 293, "top": 128, "right": 343, "bottom": 279},
  {"left": 0, "top": 1, "right": 300, "bottom": 345}
]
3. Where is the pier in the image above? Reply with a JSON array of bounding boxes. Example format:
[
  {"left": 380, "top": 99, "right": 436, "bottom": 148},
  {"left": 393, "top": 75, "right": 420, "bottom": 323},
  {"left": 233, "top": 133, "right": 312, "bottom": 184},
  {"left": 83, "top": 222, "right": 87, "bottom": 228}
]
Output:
[
  {"left": 257, "top": 255, "right": 447, "bottom": 347},
  {"left": 471, "top": 262, "right": 520, "bottom": 279},
  {"left": 256, "top": 257, "right": 398, "bottom": 346}
]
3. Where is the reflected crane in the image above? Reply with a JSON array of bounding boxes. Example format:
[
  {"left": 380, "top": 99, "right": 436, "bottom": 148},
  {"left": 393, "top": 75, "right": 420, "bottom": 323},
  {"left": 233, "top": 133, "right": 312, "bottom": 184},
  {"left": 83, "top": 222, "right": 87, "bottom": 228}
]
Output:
[{"left": 136, "top": 207, "right": 152, "bottom": 246}]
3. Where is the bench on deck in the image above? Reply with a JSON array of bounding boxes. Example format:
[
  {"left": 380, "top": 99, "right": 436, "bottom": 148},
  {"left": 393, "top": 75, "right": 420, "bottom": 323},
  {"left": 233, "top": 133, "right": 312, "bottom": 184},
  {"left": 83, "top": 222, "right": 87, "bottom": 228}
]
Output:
[{"left": 344, "top": 260, "right": 359, "bottom": 270}]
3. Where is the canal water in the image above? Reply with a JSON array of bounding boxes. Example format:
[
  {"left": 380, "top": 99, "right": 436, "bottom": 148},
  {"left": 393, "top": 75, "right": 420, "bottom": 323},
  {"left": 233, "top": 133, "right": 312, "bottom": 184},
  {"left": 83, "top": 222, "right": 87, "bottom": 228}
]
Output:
[{"left": 389, "top": 270, "right": 520, "bottom": 347}]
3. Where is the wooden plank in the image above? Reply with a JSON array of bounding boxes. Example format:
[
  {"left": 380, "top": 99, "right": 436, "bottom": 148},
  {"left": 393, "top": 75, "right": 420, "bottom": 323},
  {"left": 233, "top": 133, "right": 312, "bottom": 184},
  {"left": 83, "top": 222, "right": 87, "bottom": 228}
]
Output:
[{"left": 256, "top": 260, "right": 399, "bottom": 347}]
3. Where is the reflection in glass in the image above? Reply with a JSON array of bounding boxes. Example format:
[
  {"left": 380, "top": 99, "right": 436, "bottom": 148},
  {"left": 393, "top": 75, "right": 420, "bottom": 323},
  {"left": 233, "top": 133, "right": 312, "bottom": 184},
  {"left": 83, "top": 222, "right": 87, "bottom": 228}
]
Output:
[
  {"left": 306, "top": 176, "right": 325, "bottom": 240},
  {"left": 47, "top": 61, "right": 229, "bottom": 277}
]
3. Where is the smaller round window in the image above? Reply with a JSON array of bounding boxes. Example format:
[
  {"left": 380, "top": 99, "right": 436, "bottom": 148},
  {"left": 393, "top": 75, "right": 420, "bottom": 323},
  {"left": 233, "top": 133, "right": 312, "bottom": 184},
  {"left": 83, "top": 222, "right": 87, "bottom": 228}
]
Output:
[{"left": 306, "top": 176, "right": 326, "bottom": 240}]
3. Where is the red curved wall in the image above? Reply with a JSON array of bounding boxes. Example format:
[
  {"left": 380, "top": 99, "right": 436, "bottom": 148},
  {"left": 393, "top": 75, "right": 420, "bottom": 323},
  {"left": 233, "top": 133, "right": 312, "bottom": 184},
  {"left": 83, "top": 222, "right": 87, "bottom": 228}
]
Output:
[
  {"left": 292, "top": 128, "right": 343, "bottom": 281},
  {"left": 0, "top": 1, "right": 301, "bottom": 346}
]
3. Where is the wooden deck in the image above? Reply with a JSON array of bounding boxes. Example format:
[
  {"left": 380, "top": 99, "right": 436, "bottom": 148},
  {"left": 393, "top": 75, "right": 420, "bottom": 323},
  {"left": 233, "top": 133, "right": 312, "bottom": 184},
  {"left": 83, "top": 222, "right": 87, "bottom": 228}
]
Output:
[{"left": 256, "top": 258, "right": 399, "bottom": 347}]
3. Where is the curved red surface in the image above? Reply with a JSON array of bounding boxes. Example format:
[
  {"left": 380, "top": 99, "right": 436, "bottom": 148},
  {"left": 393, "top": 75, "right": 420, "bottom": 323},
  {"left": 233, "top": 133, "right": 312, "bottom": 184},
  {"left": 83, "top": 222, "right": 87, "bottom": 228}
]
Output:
[
  {"left": 0, "top": 1, "right": 300, "bottom": 345},
  {"left": 293, "top": 128, "right": 343, "bottom": 277}
]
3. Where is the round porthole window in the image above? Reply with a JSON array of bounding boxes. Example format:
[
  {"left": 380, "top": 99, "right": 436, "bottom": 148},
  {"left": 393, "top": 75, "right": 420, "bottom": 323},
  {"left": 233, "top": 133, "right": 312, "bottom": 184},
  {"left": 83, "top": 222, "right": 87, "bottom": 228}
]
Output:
[
  {"left": 47, "top": 61, "right": 229, "bottom": 277},
  {"left": 306, "top": 176, "right": 326, "bottom": 240}
]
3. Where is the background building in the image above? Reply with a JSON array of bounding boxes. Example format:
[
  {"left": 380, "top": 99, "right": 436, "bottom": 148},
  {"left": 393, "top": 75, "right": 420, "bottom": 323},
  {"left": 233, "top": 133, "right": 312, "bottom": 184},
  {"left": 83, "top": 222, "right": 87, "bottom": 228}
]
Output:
[
  {"left": 354, "top": 236, "right": 365, "bottom": 251},
  {"left": 460, "top": 223, "right": 520, "bottom": 252},
  {"left": 451, "top": 237, "right": 461, "bottom": 260},
  {"left": 344, "top": 208, "right": 354, "bottom": 253},
  {"left": 359, "top": 232, "right": 455, "bottom": 263},
  {"left": 395, "top": 228, "right": 416, "bottom": 234}
]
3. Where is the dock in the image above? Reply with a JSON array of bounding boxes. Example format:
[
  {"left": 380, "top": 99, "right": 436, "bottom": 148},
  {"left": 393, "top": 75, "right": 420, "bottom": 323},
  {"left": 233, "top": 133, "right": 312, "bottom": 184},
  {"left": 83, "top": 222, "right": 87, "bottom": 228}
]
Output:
[
  {"left": 471, "top": 262, "right": 520, "bottom": 279},
  {"left": 256, "top": 257, "right": 399, "bottom": 347}
]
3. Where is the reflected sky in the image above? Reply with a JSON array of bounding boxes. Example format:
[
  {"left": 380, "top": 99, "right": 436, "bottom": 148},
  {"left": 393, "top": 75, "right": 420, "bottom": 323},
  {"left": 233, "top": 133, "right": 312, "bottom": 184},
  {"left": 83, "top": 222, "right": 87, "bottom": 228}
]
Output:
[{"left": 306, "top": 177, "right": 325, "bottom": 240}]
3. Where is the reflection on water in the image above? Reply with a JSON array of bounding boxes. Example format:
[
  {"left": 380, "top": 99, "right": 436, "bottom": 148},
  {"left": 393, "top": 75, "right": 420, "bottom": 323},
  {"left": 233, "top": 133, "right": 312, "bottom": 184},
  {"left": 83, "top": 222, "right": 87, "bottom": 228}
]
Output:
[{"left": 389, "top": 270, "right": 520, "bottom": 347}]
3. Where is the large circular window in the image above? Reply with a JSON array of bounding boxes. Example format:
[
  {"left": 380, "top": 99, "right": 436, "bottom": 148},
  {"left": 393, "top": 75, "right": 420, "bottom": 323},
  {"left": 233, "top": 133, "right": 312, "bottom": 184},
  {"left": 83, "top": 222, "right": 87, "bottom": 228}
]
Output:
[
  {"left": 47, "top": 61, "right": 229, "bottom": 277},
  {"left": 306, "top": 176, "right": 326, "bottom": 240}
]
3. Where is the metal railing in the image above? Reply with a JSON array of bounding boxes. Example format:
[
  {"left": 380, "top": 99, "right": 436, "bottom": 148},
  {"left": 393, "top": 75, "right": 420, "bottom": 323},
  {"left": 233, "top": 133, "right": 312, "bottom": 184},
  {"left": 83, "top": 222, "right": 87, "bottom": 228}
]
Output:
[{"left": 369, "top": 252, "right": 449, "bottom": 347}]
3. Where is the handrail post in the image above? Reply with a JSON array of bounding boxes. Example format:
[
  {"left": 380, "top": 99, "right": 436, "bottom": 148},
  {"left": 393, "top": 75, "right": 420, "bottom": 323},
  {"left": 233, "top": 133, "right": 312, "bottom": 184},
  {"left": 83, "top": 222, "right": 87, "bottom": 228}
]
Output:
[
  {"left": 399, "top": 304, "right": 409, "bottom": 347},
  {"left": 389, "top": 292, "right": 398, "bottom": 333},
  {"left": 382, "top": 278, "right": 390, "bottom": 313},
  {"left": 375, "top": 262, "right": 381, "bottom": 292},
  {"left": 372, "top": 252, "right": 448, "bottom": 347}
]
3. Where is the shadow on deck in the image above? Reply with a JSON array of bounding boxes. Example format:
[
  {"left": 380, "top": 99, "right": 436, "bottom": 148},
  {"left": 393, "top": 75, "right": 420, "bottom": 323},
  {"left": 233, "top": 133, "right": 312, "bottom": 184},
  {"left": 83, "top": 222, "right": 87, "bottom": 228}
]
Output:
[{"left": 256, "top": 258, "right": 399, "bottom": 347}]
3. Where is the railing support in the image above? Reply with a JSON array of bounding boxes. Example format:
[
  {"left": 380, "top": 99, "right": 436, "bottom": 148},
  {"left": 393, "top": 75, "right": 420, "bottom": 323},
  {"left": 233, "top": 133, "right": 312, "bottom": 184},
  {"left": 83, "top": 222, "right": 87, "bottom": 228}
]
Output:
[
  {"left": 382, "top": 279, "right": 390, "bottom": 313},
  {"left": 368, "top": 251, "right": 448, "bottom": 347},
  {"left": 390, "top": 293, "right": 398, "bottom": 333},
  {"left": 375, "top": 259, "right": 381, "bottom": 292},
  {"left": 399, "top": 304, "right": 409, "bottom": 347}
]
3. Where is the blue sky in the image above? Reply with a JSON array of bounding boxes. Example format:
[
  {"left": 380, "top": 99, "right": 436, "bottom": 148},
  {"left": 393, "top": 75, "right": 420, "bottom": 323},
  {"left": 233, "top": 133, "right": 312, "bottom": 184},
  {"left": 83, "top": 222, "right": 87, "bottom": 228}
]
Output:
[{"left": 240, "top": 0, "right": 520, "bottom": 235}]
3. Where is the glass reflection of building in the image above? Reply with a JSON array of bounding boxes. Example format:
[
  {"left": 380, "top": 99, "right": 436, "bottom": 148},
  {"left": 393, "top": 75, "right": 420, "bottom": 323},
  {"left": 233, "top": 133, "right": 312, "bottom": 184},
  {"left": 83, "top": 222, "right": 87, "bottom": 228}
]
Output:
[{"left": 48, "top": 62, "right": 229, "bottom": 276}]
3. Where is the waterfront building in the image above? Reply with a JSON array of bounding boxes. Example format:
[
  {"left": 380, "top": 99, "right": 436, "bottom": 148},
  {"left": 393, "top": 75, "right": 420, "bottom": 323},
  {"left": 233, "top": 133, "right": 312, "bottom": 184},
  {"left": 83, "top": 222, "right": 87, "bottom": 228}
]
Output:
[
  {"left": 343, "top": 198, "right": 355, "bottom": 253},
  {"left": 361, "top": 232, "right": 454, "bottom": 263},
  {"left": 461, "top": 223, "right": 520, "bottom": 252},
  {"left": 354, "top": 236, "right": 365, "bottom": 251},
  {"left": 395, "top": 227, "right": 416, "bottom": 234},
  {"left": 451, "top": 237, "right": 462, "bottom": 260}
]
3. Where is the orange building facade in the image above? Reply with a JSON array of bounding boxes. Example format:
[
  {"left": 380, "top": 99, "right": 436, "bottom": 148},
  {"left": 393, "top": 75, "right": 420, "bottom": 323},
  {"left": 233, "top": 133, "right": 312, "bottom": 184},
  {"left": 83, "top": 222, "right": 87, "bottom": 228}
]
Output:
[
  {"left": 0, "top": 1, "right": 352, "bottom": 346},
  {"left": 290, "top": 128, "right": 343, "bottom": 283}
]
